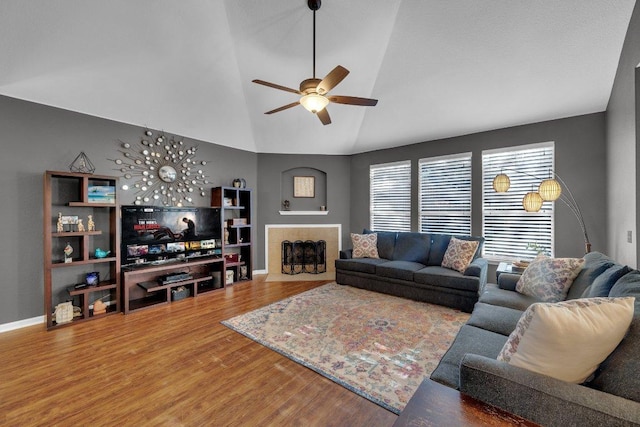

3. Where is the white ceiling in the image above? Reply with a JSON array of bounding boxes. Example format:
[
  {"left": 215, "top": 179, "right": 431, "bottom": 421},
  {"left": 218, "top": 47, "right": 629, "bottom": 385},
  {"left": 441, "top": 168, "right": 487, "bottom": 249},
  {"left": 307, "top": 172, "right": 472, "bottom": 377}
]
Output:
[{"left": 0, "top": 1, "right": 635, "bottom": 155}]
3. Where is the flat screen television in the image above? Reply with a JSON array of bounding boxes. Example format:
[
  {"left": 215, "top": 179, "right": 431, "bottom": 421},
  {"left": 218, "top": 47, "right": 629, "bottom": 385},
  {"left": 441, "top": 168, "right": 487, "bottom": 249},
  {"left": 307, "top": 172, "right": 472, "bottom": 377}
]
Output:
[{"left": 121, "top": 205, "right": 222, "bottom": 266}]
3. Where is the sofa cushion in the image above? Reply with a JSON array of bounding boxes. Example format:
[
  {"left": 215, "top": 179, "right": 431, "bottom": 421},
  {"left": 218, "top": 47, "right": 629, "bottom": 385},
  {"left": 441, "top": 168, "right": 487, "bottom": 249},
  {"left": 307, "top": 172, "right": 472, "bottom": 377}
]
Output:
[
  {"left": 351, "top": 233, "right": 379, "bottom": 258},
  {"left": 376, "top": 260, "right": 425, "bottom": 281},
  {"left": 427, "top": 234, "right": 452, "bottom": 266},
  {"left": 497, "top": 297, "right": 635, "bottom": 384},
  {"left": 441, "top": 237, "right": 479, "bottom": 273},
  {"left": 430, "top": 324, "right": 508, "bottom": 389},
  {"left": 414, "top": 266, "right": 479, "bottom": 293},
  {"left": 516, "top": 255, "right": 584, "bottom": 302},
  {"left": 588, "top": 276, "right": 640, "bottom": 402},
  {"left": 392, "top": 232, "right": 431, "bottom": 264},
  {"left": 584, "top": 264, "right": 632, "bottom": 298},
  {"left": 363, "top": 229, "right": 396, "bottom": 260},
  {"left": 566, "top": 252, "right": 614, "bottom": 300},
  {"left": 335, "top": 257, "right": 388, "bottom": 274},
  {"left": 466, "top": 302, "right": 523, "bottom": 336},
  {"left": 479, "top": 283, "right": 541, "bottom": 311}
]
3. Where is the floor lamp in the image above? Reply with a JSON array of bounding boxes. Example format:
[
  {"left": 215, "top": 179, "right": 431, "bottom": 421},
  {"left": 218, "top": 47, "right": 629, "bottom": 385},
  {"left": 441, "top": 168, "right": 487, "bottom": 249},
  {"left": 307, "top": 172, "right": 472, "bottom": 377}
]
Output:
[{"left": 492, "top": 170, "right": 591, "bottom": 254}]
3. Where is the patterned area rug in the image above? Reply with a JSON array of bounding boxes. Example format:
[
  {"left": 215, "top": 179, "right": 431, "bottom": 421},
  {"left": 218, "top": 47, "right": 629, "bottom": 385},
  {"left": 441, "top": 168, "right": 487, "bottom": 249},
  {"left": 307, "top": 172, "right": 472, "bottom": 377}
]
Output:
[{"left": 222, "top": 283, "right": 470, "bottom": 414}]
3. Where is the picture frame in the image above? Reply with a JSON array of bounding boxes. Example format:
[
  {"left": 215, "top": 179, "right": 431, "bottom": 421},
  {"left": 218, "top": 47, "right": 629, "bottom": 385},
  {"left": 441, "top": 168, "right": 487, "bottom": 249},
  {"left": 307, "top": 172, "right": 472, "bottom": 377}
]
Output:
[
  {"left": 293, "top": 176, "right": 315, "bottom": 198},
  {"left": 60, "top": 215, "right": 78, "bottom": 225}
]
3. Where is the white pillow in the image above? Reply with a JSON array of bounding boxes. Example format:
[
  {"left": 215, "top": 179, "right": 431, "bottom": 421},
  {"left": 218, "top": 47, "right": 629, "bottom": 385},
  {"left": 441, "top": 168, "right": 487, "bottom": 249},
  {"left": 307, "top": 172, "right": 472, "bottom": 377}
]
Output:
[{"left": 497, "top": 297, "right": 635, "bottom": 383}]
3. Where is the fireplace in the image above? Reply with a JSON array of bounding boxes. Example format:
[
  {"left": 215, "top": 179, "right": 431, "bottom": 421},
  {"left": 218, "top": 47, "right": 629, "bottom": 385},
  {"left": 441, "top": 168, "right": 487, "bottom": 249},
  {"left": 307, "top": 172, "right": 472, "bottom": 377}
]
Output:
[
  {"left": 264, "top": 224, "right": 341, "bottom": 280},
  {"left": 281, "top": 240, "right": 326, "bottom": 274}
]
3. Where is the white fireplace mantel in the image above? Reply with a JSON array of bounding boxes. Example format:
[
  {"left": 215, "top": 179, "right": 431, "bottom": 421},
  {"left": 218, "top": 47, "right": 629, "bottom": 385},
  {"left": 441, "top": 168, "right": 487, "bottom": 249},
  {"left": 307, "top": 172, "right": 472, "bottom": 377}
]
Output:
[{"left": 278, "top": 210, "right": 329, "bottom": 216}]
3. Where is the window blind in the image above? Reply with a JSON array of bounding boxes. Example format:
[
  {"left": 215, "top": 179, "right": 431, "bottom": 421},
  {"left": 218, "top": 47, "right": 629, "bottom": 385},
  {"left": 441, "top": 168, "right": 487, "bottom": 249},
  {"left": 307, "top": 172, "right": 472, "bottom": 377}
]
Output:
[
  {"left": 482, "top": 143, "right": 554, "bottom": 261},
  {"left": 419, "top": 153, "right": 472, "bottom": 236},
  {"left": 370, "top": 160, "right": 411, "bottom": 232}
]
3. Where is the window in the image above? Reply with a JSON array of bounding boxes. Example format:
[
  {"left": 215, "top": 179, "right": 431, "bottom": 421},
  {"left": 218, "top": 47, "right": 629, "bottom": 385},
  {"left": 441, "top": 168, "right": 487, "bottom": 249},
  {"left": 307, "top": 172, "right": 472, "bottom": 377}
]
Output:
[
  {"left": 419, "top": 153, "right": 472, "bottom": 235},
  {"left": 482, "top": 142, "right": 554, "bottom": 261},
  {"left": 370, "top": 160, "right": 411, "bottom": 231}
]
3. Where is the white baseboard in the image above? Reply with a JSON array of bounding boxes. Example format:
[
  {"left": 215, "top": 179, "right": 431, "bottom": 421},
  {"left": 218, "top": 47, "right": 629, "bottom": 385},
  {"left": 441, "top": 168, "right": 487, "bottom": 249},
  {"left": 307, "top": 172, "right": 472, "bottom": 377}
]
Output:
[
  {"left": 1, "top": 272, "right": 269, "bottom": 333},
  {"left": 0, "top": 315, "right": 44, "bottom": 333}
]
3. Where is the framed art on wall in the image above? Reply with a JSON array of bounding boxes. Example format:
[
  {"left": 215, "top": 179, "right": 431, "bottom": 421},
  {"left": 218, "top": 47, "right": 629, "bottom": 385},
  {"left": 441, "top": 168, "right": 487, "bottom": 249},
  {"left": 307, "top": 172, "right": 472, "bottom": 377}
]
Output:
[{"left": 294, "top": 176, "right": 315, "bottom": 198}]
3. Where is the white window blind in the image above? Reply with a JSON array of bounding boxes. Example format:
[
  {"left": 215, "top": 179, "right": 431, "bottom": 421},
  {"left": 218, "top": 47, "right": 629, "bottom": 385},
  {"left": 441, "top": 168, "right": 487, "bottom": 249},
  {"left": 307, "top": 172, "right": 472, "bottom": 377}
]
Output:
[
  {"left": 482, "top": 143, "right": 554, "bottom": 261},
  {"left": 370, "top": 160, "right": 411, "bottom": 231},
  {"left": 419, "top": 153, "right": 472, "bottom": 236}
]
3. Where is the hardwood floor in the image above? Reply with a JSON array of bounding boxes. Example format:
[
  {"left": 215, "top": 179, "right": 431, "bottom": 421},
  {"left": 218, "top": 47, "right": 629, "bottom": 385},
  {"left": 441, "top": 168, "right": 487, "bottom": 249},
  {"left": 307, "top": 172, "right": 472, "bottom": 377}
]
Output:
[{"left": 0, "top": 276, "right": 398, "bottom": 426}]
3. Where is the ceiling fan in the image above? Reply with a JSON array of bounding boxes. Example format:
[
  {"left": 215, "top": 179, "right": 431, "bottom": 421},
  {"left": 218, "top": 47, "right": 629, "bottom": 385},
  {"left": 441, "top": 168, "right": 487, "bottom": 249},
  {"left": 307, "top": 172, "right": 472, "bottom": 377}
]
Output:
[{"left": 252, "top": 0, "right": 378, "bottom": 125}]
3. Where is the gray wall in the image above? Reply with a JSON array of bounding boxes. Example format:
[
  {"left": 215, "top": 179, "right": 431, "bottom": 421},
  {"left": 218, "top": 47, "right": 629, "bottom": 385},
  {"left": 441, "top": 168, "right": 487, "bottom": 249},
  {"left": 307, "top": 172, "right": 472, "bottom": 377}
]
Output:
[
  {"left": 349, "top": 113, "right": 607, "bottom": 260},
  {"left": 256, "top": 154, "right": 351, "bottom": 271},
  {"left": 606, "top": 2, "right": 640, "bottom": 268},
  {"left": 0, "top": 95, "right": 257, "bottom": 324}
]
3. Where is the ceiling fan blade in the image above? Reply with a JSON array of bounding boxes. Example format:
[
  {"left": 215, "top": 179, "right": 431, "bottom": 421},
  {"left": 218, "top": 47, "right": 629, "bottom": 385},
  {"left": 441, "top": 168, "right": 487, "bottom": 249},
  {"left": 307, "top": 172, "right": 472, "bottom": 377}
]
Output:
[
  {"left": 316, "top": 66, "right": 349, "bottom": 95},
  {"left": 328, "top": 95, "right": 378, "bottom": 106},
  {"left": 252, "top": 79, "right": 301, "bottom": 95},
  {"left": 264, "top": 102, "right": 300, "bottom": 115},
  {"left": 317, "top": 108, "right": 331, "bottom": 125}
]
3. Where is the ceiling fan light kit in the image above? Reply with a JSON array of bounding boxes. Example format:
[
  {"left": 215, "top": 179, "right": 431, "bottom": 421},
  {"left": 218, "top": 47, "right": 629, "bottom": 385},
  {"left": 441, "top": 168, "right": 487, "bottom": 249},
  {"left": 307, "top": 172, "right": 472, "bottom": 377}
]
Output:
[
  {"left": 300, "top": 94, "right": 329, "bottom": 113},
  {"left": 252, "top": 0, "right": 377, "bottom": 125}
]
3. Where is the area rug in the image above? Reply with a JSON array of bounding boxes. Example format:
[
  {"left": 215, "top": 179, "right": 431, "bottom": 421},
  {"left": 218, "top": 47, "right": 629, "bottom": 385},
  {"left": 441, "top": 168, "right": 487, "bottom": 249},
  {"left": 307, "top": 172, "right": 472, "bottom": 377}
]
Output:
[{"left": 221, "top": 282, "right": 470, "bottom": 414}]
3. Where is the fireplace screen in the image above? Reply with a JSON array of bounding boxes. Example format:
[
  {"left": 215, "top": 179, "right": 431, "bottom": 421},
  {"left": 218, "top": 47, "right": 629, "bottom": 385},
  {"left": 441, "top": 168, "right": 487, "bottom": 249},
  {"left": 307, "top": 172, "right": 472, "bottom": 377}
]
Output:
[{"left": 281, "top": 240, "right": 326, "bottom": 274}]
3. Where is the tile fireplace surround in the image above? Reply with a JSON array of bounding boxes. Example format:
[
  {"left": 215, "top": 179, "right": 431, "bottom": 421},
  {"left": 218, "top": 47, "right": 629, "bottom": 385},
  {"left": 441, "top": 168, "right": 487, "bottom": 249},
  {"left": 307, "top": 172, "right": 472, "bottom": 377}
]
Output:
[{"left": 264, "top": 224, "right": 341, "bottom": 281}]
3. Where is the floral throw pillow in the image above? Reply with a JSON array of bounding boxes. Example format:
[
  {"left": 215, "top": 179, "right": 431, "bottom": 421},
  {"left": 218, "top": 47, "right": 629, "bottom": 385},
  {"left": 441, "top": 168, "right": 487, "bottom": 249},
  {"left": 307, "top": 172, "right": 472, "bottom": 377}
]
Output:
[
  {"left": 441, "top": 237, "right": 479, "bottom": 273},
  {"left": 516, "top": 255, "right": 584, "bottom": 302},
  {"left": 497, "top": 297, "right": 635, "bottom": 383},
  {"left": 351, "top": 233, "right": 379, "bottom": 259}
]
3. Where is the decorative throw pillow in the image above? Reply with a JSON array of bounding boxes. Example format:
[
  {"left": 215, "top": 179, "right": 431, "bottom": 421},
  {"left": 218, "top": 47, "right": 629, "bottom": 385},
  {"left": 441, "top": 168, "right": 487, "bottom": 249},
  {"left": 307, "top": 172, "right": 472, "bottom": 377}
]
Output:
[
  {"left": 351, "top": 233, "right": 379, "bottom": 259},
  {"left": 441, "top": 237, "right": 480, "bottom": 273},
  {"left": 497, "top": 297, "right": 635, "bottom": 384},
  {"left": 515, "top": 255, "right": 584, "bottom": 302},
  {"left": 586, "top": 265, "right": 632, "bottom": 297}
]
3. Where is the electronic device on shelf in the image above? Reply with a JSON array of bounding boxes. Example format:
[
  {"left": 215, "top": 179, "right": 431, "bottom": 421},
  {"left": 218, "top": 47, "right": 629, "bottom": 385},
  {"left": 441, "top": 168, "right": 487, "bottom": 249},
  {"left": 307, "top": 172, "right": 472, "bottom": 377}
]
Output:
[{"left": 158, "top": 272, "right": 193, "bottom": 285}]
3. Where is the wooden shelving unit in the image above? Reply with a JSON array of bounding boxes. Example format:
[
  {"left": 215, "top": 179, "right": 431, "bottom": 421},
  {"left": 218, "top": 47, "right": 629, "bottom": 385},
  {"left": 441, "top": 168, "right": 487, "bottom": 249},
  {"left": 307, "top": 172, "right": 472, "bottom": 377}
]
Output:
[
  {"left": 211, "top": 186, "right": 252, "bottom": 284},
  {"left": 122, "top": 257, "right": 224, "bottom": 313},
  {"left": 43, "top": 171, "right": 121, "bottom": 329}
]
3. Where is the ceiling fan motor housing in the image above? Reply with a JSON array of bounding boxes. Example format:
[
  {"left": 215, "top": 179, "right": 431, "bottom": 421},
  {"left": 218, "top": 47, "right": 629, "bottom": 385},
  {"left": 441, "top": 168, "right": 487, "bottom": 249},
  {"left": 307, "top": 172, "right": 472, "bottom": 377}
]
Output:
[{"left": 300, "top": 78, "right": 322, "bottom": 94}]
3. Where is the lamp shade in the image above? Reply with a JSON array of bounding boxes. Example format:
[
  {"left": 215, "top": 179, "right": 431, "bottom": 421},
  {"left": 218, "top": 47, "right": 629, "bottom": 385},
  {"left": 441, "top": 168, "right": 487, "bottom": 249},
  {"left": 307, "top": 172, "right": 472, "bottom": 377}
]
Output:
[
  {"left": 522, "top": 191, "right": 543, "bottom": 212},
  {"left": 300, "top": 94, "right": 329, "bottom": 113},
  {"left": 538, "top": 178, "right": 562, "bottom": 201},
  {"left": 492, "top": 173, "right": 511, "bottom": 192}
]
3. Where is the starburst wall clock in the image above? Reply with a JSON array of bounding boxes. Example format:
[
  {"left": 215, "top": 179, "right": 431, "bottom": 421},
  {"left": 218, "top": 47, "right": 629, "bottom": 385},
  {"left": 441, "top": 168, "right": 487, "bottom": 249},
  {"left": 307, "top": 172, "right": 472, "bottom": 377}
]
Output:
[{"left": 113, "top": 129, "right": 210, "bottom": 206}]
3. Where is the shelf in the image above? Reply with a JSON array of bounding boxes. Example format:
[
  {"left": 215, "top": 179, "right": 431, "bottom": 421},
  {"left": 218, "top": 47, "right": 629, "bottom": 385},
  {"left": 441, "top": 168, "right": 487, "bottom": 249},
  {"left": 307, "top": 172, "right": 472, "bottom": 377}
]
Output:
[
  {"left": 68, "top": 282, "right": 117, "bottom": 296},
  {"left": 44, "top": 170, "right": 121, "bottom": 330},
  {"left": 225, "top": 261, "right": 245, "bottom": 268},
  {"left": 225, "top": 242, "right": 251, "bottom": 248},
  {"left": 68, "top": 201, "right": 116, "bottom": 208},
  {"left": 50, "top": 305, "right": 119, "bottom": 329},
  {"left": 122, "top": 256, "right": 223, "bottom": 274},
  {"left": 50, "top": 256, "right": 117, "bottom": 268},
  {"left": 138, "top": 273, "right": 213, "bottom": 293},
  {"left": 128, "top": 294, "right": 168, "bottom": 312},
  {"left": 52, "top": 231, "right": 102, "bottom": 237},
  {"left": 229, "top": 224, "right": 251, "bottom": 228},
  {"left": 279, "top": 210, "right": 329, "bottom": 216}
]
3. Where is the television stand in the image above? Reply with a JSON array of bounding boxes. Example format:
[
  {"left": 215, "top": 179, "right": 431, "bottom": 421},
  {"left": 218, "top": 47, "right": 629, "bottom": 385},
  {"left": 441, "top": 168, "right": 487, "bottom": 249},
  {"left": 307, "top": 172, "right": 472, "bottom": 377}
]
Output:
[{"left": 122, "top": 257, "right": 225, "bottom": 313}]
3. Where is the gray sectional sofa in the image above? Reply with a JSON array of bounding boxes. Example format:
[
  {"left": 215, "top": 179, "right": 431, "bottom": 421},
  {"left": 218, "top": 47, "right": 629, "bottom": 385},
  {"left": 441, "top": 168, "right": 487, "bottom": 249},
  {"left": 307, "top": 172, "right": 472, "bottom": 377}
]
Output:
[
  {"left": 430, "top": 251, "right": 640, "bottom": 426},
  {"left": 335, "top": 230, "right": 488, "bottom": 312}
]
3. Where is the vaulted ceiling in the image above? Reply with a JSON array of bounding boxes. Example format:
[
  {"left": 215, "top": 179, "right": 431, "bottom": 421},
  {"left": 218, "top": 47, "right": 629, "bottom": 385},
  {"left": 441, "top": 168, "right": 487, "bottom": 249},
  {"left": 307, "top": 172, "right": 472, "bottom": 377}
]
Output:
[{"left": 0, "top": 1, "right": 635, "bottom": 154}]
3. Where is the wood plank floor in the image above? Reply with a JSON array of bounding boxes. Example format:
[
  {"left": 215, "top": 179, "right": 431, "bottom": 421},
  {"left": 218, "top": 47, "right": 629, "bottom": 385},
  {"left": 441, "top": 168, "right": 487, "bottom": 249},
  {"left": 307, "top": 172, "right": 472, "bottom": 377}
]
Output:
[{"left": 0, "top": 276, "right": 398, "bottom": 426}]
